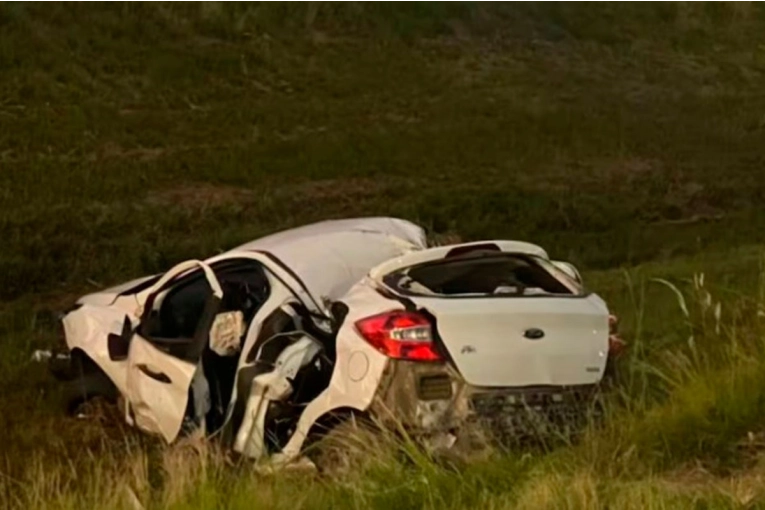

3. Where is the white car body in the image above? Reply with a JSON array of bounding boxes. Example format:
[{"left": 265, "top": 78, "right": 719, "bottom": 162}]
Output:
[{"left": 58, "top": 217, "right": 614, "bottom": 462}]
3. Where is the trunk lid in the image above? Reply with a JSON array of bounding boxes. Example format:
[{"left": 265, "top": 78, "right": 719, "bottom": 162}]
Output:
[
  {"left": 370, "top": 244, "right": 611, "bottom": 388},
  {"left": 412, "top": 295, "right": 609, "bottom": 387}
]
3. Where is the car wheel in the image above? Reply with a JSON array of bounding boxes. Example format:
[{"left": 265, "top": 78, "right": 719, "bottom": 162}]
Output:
[
  {"left": 60, "top": 358, "right": 118, "bottom": 416},
  {"left": 305, "top": 413, "right": 379, "bottom": 475}
]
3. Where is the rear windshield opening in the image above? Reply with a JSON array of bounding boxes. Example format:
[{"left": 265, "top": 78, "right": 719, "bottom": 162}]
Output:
[{"left": 384, "top": 254, "right": 578, "bottom": 297}]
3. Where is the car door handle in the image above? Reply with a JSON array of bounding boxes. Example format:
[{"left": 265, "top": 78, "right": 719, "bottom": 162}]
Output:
[
  {"left": 524, "top": 328, "right": 545, "bottom": 340},
  {"left": 137, "top": 364, "right": 171, "bottom": 384}
]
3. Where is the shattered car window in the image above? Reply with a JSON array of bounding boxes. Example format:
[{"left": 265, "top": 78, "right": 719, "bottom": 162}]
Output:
[{"left": 384, "top": 254, "right": 579, "bottom": 297}]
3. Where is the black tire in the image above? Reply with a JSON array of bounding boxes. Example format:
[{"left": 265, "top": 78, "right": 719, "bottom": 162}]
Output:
[
  {"left": 60, "top": 355, "right": 118, "bottom": 415},
  {"left": 304, "top": 413, "right": 378, "bottom": 475}
]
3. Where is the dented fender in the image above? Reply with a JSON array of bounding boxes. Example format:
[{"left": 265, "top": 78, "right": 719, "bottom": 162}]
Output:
[
  {"left": 369, "top": 360, "right": 469, "bottom": 432},
  {"left": 275, "top": 281, "right": 399, "bottom": 459},
  {"left": 61, "top": 304, "right": 136, "bottom": 396}
]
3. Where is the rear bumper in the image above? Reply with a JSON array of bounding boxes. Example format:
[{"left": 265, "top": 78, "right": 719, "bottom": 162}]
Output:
[{"left": 368, "top": 361, "right": 602, "bottom": 442}]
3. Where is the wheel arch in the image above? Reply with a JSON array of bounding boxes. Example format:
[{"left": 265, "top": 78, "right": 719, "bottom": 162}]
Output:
[
  {"left": 300, "top": 405, "right": 371, "bottom": 452},
  {"left": 59, "top": 348, "right": 119, "bottom": 415}
]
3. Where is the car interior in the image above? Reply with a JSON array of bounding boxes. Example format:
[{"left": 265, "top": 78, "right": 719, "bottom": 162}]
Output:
[
  {"left": 135, "top": 258, "right": 338, "bottom": 447},
  {"left": 386, "top": 253, "right": 574, "bottom": 297},
  {"left": 223, "top": 300, "right": 337, "bottom": 453},
  {"left": 140, "top": 259, "right": 272, "bottom": 432}
]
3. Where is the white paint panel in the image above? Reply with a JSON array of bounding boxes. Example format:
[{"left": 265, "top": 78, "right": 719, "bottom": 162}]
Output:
[
  {"left": 125, "top": 336, "right": 197, "bottom": 441},
  {"left": 125, "top": 259, "right": 222, "bottom": 443},
  {"left": 411, "top": 295, "right": 610, "bottom": 387},
  {"left": 62, "top": 304, "right": 134, "bottom": 395}
]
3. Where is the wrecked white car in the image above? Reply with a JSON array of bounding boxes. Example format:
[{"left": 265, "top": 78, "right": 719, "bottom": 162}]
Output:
[{"left": 52, "top": 217, "right": 623, "bottom": 461}]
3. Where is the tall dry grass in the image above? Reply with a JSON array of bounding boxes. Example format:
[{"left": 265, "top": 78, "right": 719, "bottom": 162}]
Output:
[{"left": 4, "top": 269, "right": 765, "bottom": 509}]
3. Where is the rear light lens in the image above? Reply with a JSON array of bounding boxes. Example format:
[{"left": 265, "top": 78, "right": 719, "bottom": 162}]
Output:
[
  {"left": 608, "top": 314, "right": 626, "bottom": 357},
  {"left": 354, "top": 310, "right": 442, "bottom": 362}
]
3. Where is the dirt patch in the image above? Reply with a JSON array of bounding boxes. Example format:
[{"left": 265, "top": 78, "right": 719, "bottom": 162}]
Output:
[
  {"left": 282, "top": 177, "right": 394, "bottom": 202},
  {"left": 663, "top": 464, "right": 765, "bottom": 506},
  {"left": 516, "top": 157, "right": 662, "bottom": 194},
  {"left": 87, "top": 142, "right": 168, "bottom": 163},
  {"left": 145, "top": 183, "right": 255, "bottom": 210},
  {"left": 85, "top": 140, "right": 254, "bottom": 164},
  {"left": 517, "top": 157, "right": 724, "bottom": 223},
  {"left": 602, "top": 158, "right": 659, "bottom": 184},
  {"left": 144, "top": 177, "right": 395, "bottom": 214}
]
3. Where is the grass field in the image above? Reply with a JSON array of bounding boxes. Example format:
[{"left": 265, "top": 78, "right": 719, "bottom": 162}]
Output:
[{"left": 3, "top": 3, "right": 765, "bottom": 508}]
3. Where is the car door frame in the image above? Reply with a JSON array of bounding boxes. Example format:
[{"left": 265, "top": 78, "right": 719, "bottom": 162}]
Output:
[
  {"left": 125, "top": 259, "right": 224, "bottom": 442},
  {"left": 126, "top": 252, "right": 332, "bottom": 444}
]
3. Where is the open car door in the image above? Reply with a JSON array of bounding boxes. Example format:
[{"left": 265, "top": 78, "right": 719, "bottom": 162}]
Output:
[{"left": 124, "top": 260, "right": 223, "bottom": 443}]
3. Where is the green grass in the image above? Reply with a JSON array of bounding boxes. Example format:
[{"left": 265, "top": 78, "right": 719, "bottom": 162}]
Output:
[{"left": 3, "top": 2, "right": 765, "bottom": 508}]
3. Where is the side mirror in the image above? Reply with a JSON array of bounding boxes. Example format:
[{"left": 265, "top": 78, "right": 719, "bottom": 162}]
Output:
[
  {"left": 552, "top": 261, "right": 583, "bottom": 285},
  {"left": 107, "top": 316, "right": 133, "bottom": 361}
]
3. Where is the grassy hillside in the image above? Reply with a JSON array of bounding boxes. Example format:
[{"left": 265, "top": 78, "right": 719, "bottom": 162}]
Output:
[{"left": 3, "top": 3, "right": 765, "bottom": 508}]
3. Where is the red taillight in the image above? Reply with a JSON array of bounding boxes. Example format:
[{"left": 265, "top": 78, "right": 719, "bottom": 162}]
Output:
[{"left": 354, "top": 310, "right": 442, "bottom": 362}]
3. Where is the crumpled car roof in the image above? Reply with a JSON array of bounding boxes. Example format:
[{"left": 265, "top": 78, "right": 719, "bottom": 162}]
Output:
[
  {"left": 228, "top": 217, "right": 427, "bottom": 304},
  {"left": 77, "top": 217, "right": 427, "bottom": 308}
]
